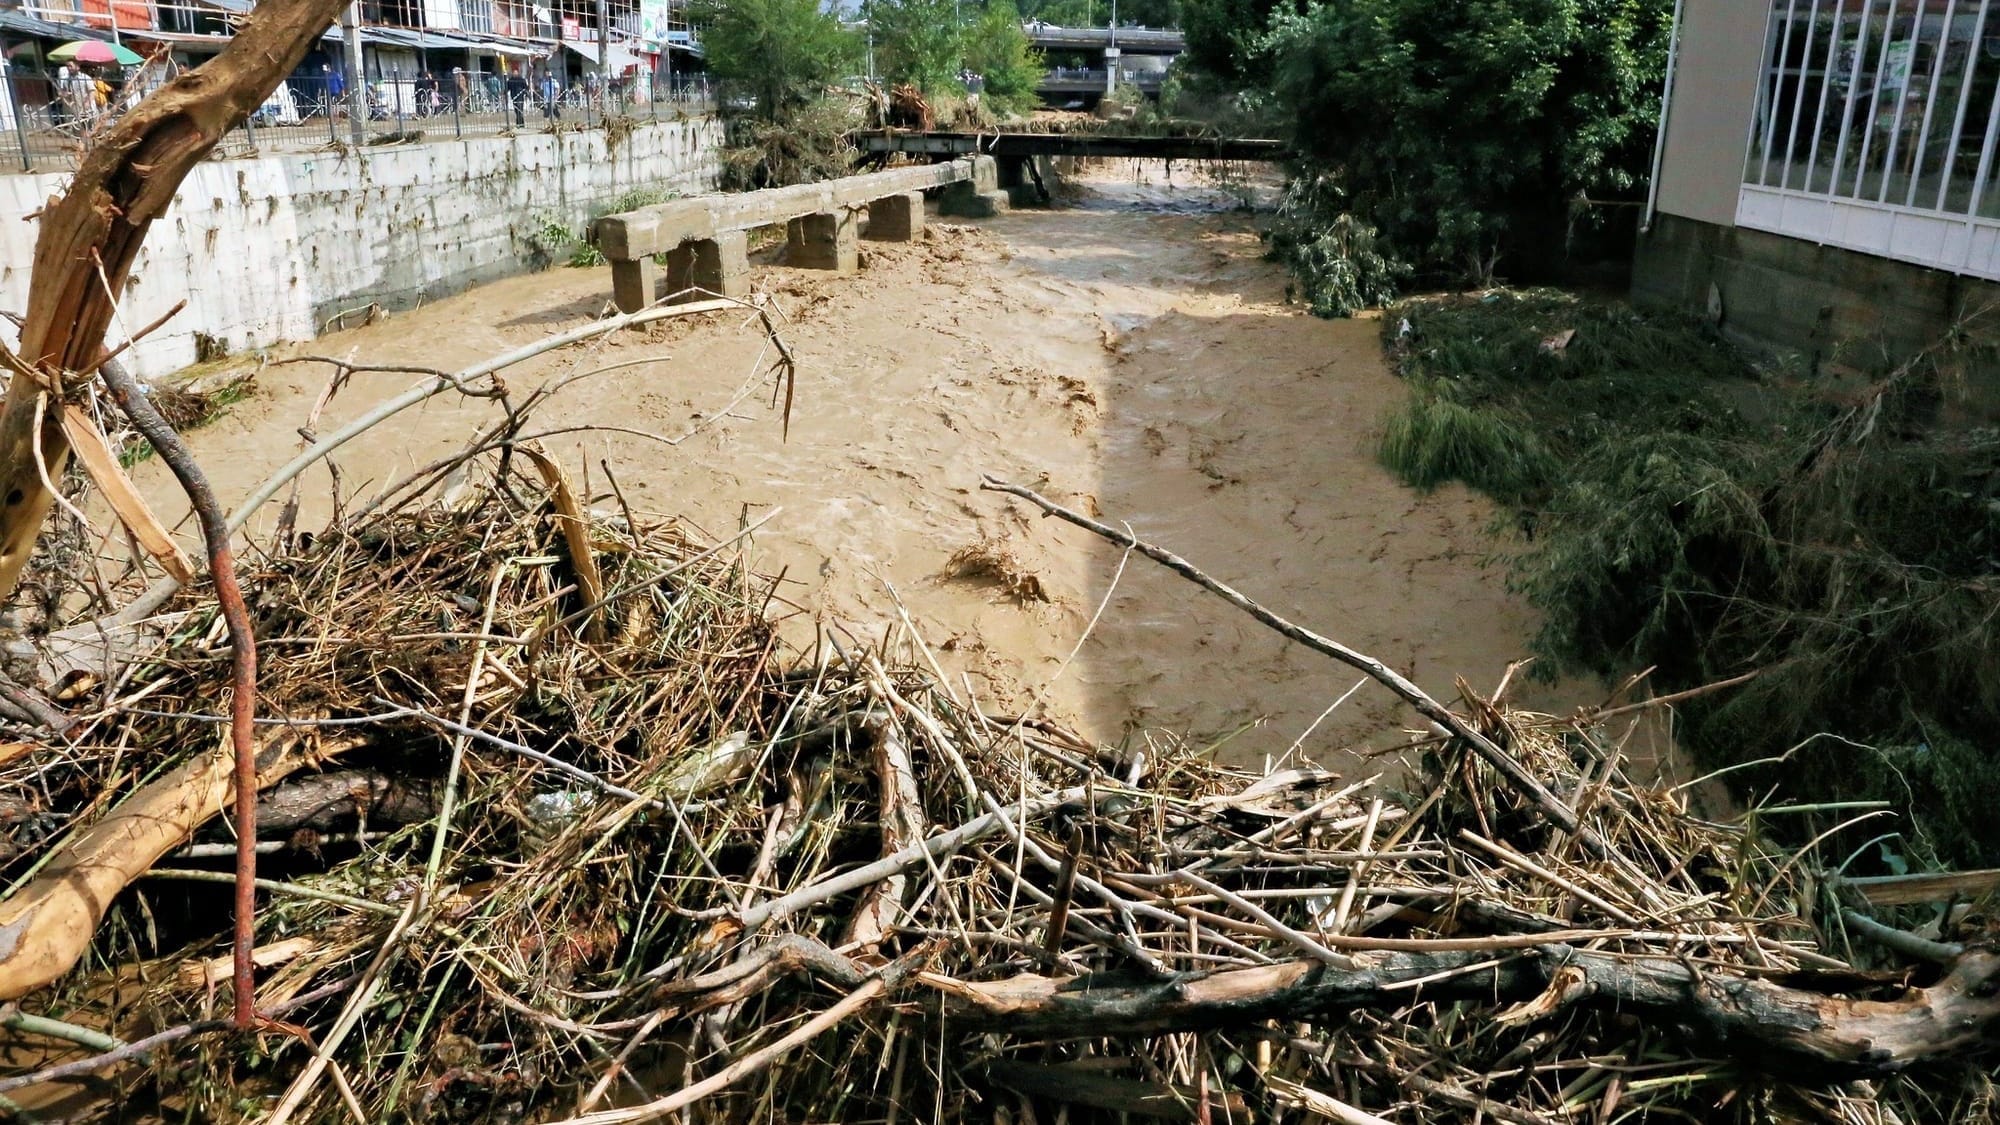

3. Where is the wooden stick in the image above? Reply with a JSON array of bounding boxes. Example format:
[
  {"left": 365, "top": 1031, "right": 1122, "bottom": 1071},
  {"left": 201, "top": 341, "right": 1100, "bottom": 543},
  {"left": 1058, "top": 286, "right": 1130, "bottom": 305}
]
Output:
[
  {"left": 915, "top": 946, "right": 2000, "bottom": 1076},
  {"left": 58, "top": 402, "right": 194, "bottom": 583},
  {"left": 980, "top": 477, "right": 1602, "bottom": 854},
  {"left": 553, "top": 975, "right": 891, "bottom": 1125},
  {"left": 98, "top": 355, "right": 262, "bottom": 1029}
]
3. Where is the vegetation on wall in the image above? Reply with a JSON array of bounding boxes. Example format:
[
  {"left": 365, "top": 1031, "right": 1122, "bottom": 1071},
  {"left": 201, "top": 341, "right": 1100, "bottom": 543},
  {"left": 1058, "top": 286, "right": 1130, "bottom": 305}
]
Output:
[{"left": 1379, "top": 291, "right": 2000, "bottom": 869}]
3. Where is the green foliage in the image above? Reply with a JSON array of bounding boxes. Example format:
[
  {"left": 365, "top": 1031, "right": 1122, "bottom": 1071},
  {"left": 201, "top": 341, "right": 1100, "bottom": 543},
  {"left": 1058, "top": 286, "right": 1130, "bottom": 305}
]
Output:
[
  {"left": 685, "top": 0, "right": 860, "bottom": 119},
  {"left": 1382, "top": 292, "right": 2000, "bottom": 868},
  {"left": 1379, "top": 387, "right": 1556, "bottom": 506},
  {"left": 1270, "top": 175, "right": 1409, "bottom": 318},
  {"left": 964, "top": 0, "right": 1044, "bottom": 116},
  {"left": 870, "top": 0, "right": 965, "bottom": 97},
  {"left": 1179, "top": 0, "right": 1287, "bottom": 83},
  {"left": 1262, "top": 0, "right": 1671, "bottom": 281},
  {"left": 533, "top": 187, "right": 684, "bottom": 268}
]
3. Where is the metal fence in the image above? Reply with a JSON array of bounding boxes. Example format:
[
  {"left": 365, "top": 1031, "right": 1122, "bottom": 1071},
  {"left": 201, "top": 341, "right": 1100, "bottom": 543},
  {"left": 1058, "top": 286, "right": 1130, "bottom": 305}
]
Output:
[{"left": 0, "top": 68, "right": 713, "bottom": 173}]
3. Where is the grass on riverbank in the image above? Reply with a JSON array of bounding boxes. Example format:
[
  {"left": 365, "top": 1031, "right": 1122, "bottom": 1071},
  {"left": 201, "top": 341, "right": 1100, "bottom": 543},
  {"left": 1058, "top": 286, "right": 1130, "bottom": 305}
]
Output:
[{"left": 1379, "top": 290, "right": 2000, "bottom": 871}]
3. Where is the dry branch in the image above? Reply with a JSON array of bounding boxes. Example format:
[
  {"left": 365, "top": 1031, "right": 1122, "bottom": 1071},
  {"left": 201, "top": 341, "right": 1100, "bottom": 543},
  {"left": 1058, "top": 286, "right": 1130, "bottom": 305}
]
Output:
[
  {"left": 919, "top": 946, "right": 2000, "bottom": 1077},
  {"left": 979, "top": 476, "right": 1599, "bottom": 851},
  {"left": 0, "top": 733, "right": 360, "bottom": 1001}
]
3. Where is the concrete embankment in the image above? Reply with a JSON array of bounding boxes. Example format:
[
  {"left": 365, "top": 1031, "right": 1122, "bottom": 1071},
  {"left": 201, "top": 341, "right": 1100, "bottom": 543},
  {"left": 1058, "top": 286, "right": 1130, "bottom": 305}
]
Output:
[{"left": 0, "top": 119, "right": 721, "bottom": 378}]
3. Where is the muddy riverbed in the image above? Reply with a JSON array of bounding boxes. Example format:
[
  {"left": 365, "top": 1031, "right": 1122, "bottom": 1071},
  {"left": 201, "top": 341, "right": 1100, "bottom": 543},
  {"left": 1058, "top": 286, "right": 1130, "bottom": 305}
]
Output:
[{"left": 134, "top": 163, "right": 1589, "bottom": 770}]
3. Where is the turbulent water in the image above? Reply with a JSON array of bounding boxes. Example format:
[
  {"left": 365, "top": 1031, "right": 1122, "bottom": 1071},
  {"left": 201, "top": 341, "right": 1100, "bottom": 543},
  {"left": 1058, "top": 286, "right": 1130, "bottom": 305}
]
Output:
[{"left": 135, "top": 161, "right": 1579, "bottom": 770}]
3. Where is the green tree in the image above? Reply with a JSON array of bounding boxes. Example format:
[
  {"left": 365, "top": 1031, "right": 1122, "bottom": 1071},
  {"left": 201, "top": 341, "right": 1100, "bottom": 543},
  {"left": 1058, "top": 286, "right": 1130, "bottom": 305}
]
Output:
[
  {"left": 869, "top": 0, "right": 965, "bottom": 96},
  {"left": 1265, "top": 0, "right": 1670, "bottom": 285},
  {"left": 965, "top": 0, "right": 1043, "bottom": 115},
  {"left": 1179, "top": 0, "right": 1282, "bottom": 81},
  {"left": 685, "top": 0, "right": 860, "bottom": 119}
]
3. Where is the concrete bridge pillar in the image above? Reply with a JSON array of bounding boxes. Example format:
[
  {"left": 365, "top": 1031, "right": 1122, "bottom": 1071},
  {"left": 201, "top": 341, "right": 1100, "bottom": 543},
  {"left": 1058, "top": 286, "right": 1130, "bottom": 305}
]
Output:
[
  {"left": 786, "top": 209, "right": 859, "bottom": 272},
  {"left": 611, "top": 257, "right": 656, "bottom": 315},
  {"left": 941, "top": 155, "right": 1010, "bottom": 218},
  {"left": 865, "top": 192, "right": 926, "bottom": 242},
  {"left": 665, "top": 231, "right": 751, "bottom": 301},
  {"left": 994, "top": 155, "right": 1056, "bottom": 207}
]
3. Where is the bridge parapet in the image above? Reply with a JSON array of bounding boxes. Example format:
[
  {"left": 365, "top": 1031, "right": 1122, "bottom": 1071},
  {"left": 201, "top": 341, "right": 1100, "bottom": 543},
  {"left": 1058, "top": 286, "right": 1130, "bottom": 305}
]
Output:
[{"left": 594, "top": 157, "right": 1007, "bottom": 312}]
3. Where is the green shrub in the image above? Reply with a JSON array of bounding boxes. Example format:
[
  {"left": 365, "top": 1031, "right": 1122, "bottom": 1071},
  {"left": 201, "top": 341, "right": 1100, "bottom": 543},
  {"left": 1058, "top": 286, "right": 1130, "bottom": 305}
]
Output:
[
  {"left": 1382, "top": 290, "right": 2000, "bottom": 869},
  {"left": 1378, "top": 386, "right": 1555, "bottom": 504},
  {"left": 1270, "top": 176, "right": 1409, "bottom": 317}
]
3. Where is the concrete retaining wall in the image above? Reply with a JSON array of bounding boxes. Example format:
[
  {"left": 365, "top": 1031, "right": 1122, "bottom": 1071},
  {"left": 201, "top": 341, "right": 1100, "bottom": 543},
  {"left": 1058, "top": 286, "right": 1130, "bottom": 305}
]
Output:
[
  {"left": 1634, "top": 212, "right": 2000, "bottom": 378},
  {"left": 0, "top": 118, "right": 721, "bottom": 379}
]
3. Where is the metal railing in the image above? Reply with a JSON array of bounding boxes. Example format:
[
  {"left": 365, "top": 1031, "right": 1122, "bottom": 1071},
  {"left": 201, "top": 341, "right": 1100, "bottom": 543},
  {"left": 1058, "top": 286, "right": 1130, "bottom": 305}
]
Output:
[{"left": 0, "top": 68, "right": 713, "bottom": 173}]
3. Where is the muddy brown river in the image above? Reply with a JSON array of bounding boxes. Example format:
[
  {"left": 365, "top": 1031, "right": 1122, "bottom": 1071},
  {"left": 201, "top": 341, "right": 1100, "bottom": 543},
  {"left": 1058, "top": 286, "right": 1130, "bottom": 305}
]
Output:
[{"left": 138, "top": 162, "right": 1584, "bottom": 770}]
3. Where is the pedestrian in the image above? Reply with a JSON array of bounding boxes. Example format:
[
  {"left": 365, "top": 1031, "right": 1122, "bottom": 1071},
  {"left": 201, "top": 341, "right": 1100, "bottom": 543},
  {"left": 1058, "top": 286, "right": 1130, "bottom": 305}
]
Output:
[
  {"left": 484, "top": 69, "right": 501, "bottom": 107},
  {"left": 324, "top": 62, "right": 346, "bottom": 117},
  {"left": 49, "top": 64, "right": 71, "bottom": 127},
  {"left": 504, "top": 67, "right": 528, "bottom": 127},
  {"left": 539, "top": 70, "right": 561, "bottom": 122},
  {"left": 64, "top": 64, "right": 92, "bottom": 122},
  {"left": 452, "top": 66, "right": 468, "bottom": 110},
  {"left": 415, "top": 70, "right": 438, "bottom": 117}
]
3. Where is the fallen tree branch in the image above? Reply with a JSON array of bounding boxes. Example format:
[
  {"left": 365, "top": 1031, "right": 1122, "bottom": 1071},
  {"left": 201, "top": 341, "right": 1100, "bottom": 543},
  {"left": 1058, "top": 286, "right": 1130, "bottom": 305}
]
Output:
[
  {"left": 979, "top": 476, "right": 1600, "bottom": 852},
  {"left": 57, "top": 298, "right": 743, "bottom": 649},
  {"left": 0, "top": 733, "right": 362, "bottom": 1002},
  {"left": 98, "top": 354, "right": 262, "bottom": 1028},
  {"left": 915, "top": 945, "right": 2000, "bottom": 1078}
]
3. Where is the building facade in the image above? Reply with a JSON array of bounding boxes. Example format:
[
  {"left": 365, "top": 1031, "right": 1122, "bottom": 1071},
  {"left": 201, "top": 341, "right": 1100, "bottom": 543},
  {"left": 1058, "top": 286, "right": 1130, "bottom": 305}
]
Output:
[{"left": 1637, "top": 0, "right": 2000, "bottom": 366}]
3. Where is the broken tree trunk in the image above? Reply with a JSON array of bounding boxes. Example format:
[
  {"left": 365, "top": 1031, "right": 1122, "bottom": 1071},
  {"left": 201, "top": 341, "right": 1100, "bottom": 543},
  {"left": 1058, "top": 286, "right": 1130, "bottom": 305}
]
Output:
[
  {"left": 918, "top": 946, "right": 2000, "bottom": 1079},
  {"left": 0, "top": 733, "right": 362, "bottom": 1001},
  {"left": 0, "top": 0, "right": 351, "bottom": 600}
]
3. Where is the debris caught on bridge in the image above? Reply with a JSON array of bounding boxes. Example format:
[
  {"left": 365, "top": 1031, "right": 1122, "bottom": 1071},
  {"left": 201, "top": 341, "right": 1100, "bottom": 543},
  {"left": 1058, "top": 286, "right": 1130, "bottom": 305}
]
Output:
[{"left": 0, "top": 344, "right": 1993, "bottom": 1121}]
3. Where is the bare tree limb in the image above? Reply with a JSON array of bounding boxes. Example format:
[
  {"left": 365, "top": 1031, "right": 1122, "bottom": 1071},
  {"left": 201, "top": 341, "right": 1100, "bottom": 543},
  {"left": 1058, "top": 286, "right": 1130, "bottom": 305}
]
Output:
[
  {"left": 979, "top": 476, "right": 1601, "bottom": 853},
  {"left": 97, "top": 356, "right": 263, "bottom": 1028},
  {"left": 916, "top": 946, "right": 2000, "bottom": 1078}
]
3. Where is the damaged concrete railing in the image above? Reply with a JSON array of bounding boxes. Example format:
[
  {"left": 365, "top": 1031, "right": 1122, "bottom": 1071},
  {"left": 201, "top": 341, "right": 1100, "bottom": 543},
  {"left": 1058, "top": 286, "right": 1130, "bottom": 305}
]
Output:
[{"left": 594, "top": 155, "right": 1010, "bottom": 312}]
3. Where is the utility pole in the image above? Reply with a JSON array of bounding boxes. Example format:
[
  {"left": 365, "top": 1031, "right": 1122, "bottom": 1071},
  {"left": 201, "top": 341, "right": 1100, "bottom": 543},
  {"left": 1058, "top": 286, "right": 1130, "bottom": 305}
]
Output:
[
  {"left": 595, "top": 0, "right": 610, "bottom": 117},
  {"left": 1104, "top": 0, "right": 1118, "bottom": 97},
  {"left": 342, "top": 0, "right": 366, "bottom": 145}
]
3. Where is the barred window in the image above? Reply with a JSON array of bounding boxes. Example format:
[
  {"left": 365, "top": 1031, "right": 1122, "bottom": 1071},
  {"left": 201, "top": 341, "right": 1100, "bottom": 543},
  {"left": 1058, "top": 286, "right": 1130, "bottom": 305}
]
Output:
[{"left": 1746, "top": 0, "right": 2000, "bottom": 219}]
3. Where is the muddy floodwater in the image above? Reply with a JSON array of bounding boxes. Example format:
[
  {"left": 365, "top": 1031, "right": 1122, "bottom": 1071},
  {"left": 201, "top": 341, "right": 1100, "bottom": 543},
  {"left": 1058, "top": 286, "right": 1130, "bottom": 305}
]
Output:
[{"left": 140, "top": 163, "right": 1580, "bottom": 770}]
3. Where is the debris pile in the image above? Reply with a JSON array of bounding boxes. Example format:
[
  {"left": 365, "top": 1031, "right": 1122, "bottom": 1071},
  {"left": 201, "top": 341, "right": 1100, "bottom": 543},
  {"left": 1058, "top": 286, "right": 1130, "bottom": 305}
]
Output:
[{"left": 1, "top": 459, "right": 1995, "bottom": 1123}]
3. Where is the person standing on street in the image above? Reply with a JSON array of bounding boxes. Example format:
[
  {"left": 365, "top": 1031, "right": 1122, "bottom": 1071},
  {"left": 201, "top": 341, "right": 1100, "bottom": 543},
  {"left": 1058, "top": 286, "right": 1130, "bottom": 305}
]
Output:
[
  {"left": 539, "top": 70, "right": 561, "bottom": 122},
  {"left": 505, "top": 67, "right": 528, "bottom": 127},
  {"left": 415, "top": 70, "right": 438, "bottom": 117}
]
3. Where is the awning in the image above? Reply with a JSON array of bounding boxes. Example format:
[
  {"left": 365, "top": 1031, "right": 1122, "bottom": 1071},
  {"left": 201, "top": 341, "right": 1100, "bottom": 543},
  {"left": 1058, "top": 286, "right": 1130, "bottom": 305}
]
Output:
[
  {"left": 561, "top": 35, "right": 644, "bottom": 74},
  {"left": 121, "top": 28, "right": 234, "bottom": 50},
  {"left": 0, "top": 9, "right": 116, "bottom": 43},
  {"left": 321, "top": 25, "right": 408, "bottom": 46},
  {"left": 462, "top": 36, "right": 541, "bottom": 57}
]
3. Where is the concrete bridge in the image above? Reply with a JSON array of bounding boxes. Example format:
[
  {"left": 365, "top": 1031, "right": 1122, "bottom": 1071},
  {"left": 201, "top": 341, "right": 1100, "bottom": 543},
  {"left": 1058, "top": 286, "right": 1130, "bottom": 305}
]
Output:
[
  {"left": 854, "top": 131, "right": 1289, "bottom": 164},
  {"left": 1023, "top": 24, "right": 1185, "bottom": 53},
  {"left": 1024, "top": 23, "right": 1184, "bottom": 100},
  {"left": 592, "top": 156, "right": 1009, "bottom": 313}
]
